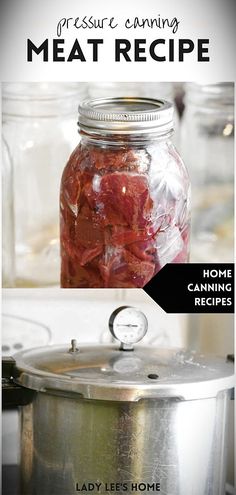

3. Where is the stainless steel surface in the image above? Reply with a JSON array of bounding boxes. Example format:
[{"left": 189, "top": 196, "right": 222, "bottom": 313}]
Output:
[
  {"left": 78, "top": 97, "right": 174, "bottom": 136},
  {"left": 13, "top": 344, "right": 234, "bottom": 401},
  {"left": 20, "top": 389, "right": 230, "bottom": 495}
]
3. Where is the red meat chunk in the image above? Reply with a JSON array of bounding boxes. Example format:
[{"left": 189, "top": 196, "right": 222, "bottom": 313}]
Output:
[{"left": 84, "top": 172, "right": 153, "bottom": 229}]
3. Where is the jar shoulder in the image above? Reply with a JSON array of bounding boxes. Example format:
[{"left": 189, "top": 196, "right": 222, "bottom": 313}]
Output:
[{"left": 63, "top": 139, "right": 187, "bottom": 175}]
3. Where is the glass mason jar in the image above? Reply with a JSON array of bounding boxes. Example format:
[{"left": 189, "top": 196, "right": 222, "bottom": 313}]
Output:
[
  {"left": 2, "top": 136, "right": 15, "bottom": 287},
  {"left": 60, "top": 98, "right": 190, "bottom": 288},
  {"left": 2, "top": 82, "right": 87, "bottom": 287},
  {"left": 180, "top": 83, "right": 234, "bottom": 262}
]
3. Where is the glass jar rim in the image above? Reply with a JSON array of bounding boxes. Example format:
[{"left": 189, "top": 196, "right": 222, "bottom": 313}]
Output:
[
  {"left": 185, "top": 82, "right": 234, "bottom": 107},
  {"left": 2, "top": 82, "right": 87, "bottom": 118},
  {"left": 78, "top": 97, "right": 174, "bottom": 136},
  {"left": 2, "top": 82, "right": 86, "bottom": 101}
]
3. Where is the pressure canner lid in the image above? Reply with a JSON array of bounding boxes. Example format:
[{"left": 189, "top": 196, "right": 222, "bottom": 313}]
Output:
[{"left": 12, "top": 343, "right": 234, "bottom": 402}]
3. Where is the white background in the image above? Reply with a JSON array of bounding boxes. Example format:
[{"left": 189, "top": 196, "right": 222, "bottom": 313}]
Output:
[{"left": 0, "top": 0, "right": 236, "bottom": 81}]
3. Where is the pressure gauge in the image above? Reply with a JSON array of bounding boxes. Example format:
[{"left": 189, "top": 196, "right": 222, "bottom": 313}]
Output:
[{"left": 109, "top": 306, "right": 148, "bottom": 350}]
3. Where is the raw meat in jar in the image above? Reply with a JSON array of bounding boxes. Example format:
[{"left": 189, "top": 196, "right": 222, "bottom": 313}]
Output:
[{"left": 60, "top": 142, "right": 190, "bottom": 288}]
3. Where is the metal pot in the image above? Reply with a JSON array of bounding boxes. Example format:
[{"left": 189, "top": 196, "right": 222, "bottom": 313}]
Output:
[{"left": 2, "top": 307, "right": 234, "bottom": 495}]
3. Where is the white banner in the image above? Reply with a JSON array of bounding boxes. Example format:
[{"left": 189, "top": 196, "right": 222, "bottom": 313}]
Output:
[{"left": 0, "top": 0, "right": 235, "bottom": 81}]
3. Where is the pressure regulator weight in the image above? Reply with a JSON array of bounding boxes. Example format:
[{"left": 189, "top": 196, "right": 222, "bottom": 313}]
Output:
[{"left": 109, "top": 306, "right": 148, "bottom": 350}]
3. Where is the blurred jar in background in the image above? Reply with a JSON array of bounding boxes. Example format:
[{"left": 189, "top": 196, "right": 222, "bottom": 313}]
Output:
[
  {"left": 88, "top": 82, "right": 180, "bottom": 147},
  {"left": 2, "top": 314, "right": 51, "bottom": 355},
  {"left": 88, "top": 82, "right": 175, "bottom": 100},
  {"left": 2, "top": 136, "right": 15, "bottom": 287},
  {"left": 2, "top": 83, "right": 87, "bottom": 287},
  {"left": 180, "top": 83, "right": 234, "bottom": 262}
]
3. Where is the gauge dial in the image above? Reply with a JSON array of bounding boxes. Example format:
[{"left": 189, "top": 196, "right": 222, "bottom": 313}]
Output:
[{"left": 109, "top": 306, "right": 148, "bottom": 346}]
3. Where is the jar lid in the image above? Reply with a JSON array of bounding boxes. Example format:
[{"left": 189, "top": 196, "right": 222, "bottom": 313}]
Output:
[
  {"left": 78, "top": 97, "right": 174, "bottom": 136},
  {"left": 13, "top": 343, "right": 234, "bottom": 402}
]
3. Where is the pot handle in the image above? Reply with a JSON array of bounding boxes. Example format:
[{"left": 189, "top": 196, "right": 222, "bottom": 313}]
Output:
[
  {"left": 226, "top": 354, "right": 235, "bottom": 400},
  {"left": 2, "top": 357, "right": 35, "bottom": 409}
]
